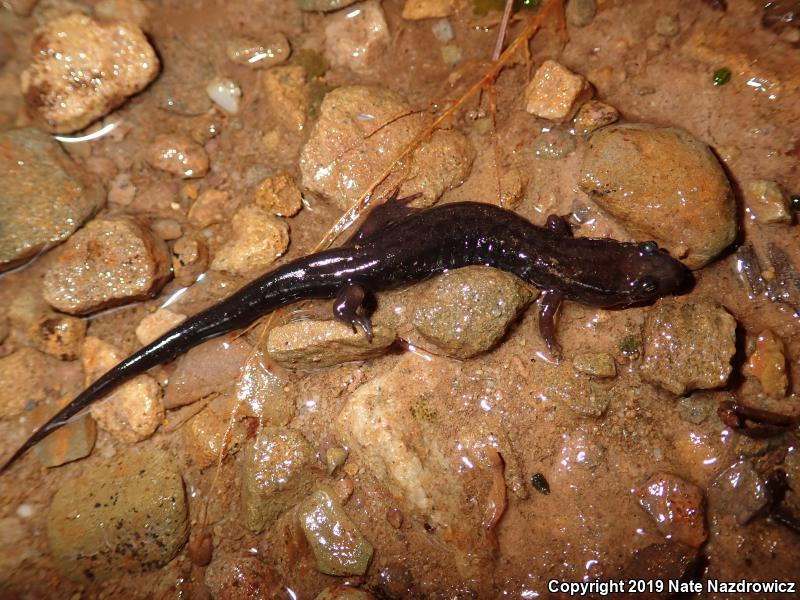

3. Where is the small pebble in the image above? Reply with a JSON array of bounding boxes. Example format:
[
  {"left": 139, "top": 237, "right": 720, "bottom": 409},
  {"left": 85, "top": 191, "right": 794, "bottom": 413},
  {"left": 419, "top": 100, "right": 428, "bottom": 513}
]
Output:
[
  {"left": 136, "top": 309, "right": 187, "bottom": 345},
  {"left": 636, "top": 472, "right": 707, "bottom": 547},
  {"left": 31, "top": 314, "right": 87, "bottom": 360},
  {"left": 572, "top": 352, "right": 616, "bottom": 378},
  {"left": 206, "top": 77, "right": 242, "bottom": 114},
  {"left": 655, "top": 14, "right": 680, "bottom": 37},
  {"left": 386, "top": 507, "right": 403, "bottom": 529},
  {"left": 441, "top": 44, "right": 463, "bottom": 64},
  {"left": 188, "top": 189, "right": 233, "bottom": 228},
  {"left": 574, "top": 100, "right": 619, "bottom": 135},
  {"left": 566, "top": 0, "right": 596, "bottom": 28},
  {"left": 147, "top": 135, "right": 209, "bottom": 178},
  {"left": 210, "top": 205, "right": 290, "bottom": 275},
  {"left": 254, "top": 173, "right": 303, "bottom": 217},
  {"left": 150, "top": 218, "right": 182, "bottom": 241},
  {"left": 172, "top": 235, "right": 209, "bottom": 287},
  {"left": 531, "top": 472, "right": 550, "bottom": 495},
  {"left": 226, "top": 33, "right": 291, "bottom": 69},
  {"left": 743, "top": 180, "right": 791, "bottom": 224},
  {"left": 431, "top": 19, "right": 454, "bottom": 43},
  {"left": 16, "top": 504, "right": 35, "bottom": 519},
  {"left": 743, "top": 329, "right": 788, "bottom": 398},
  {"left": 533, "top": 129, "right": 576, "bottom": 159},
  {"left": 326, "top": 447, "right": 349, "bottom": 475},
  {"left": 525, "top": 60, "right": 593, "bottom": 122}
]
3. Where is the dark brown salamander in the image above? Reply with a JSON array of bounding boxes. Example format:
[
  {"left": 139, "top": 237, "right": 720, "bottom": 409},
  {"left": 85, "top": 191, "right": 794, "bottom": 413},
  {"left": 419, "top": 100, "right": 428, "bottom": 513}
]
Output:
[{"left": 1, "top": 195, "right": 693, "bottom": 472}]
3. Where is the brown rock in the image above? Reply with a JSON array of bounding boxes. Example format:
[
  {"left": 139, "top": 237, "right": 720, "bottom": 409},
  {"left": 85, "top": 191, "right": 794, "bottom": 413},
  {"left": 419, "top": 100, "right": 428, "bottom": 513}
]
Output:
[
  {"left": 0, "top": 348, "right": 75, "bottom": 419},
  {"left": 261, "top": 65, "right": 307, "bottom": 133},
  {"left": 402, "top": 0, "right": 456, "bottom": 20},
  {"left": 254, "top": 173, "right": 303, "bottom": 217},
  {"left": 210, "top": 205, "right": 290, "bottom": 275},
  {"left": 32, "top": 407, "right": 96, "bottom": 468},
  {"left": 579, "top": 124, "right": 736, "bottom": 269},
  {"left": 182, "top": 394, "right": 247, "bottom": 469},
  {"left": 172, "top": 235, "right": 209, "bottom": 286},
  {"left": 743, "top": 180, "right": 791, "bottom": 225},
  {"left": 708, "top": 459, "right": 770, "bottom": 525},
  {"left": 30, "top": 314, "right": 87, "bottom": 360},
  {"left": 743, "top": 329, "right": 788, "bottom": 399},
  {"left": 188, "top": 189, "right": 233, "bottom": 228},
  {"left": 267, "top": 319, "right": 395, "bottom": 370},
  {"left": 640, "top": 298, "right": 736, "bottom": 396},
  {"left": 574, "top": 100, "right": 619, "bottom": 136},
  {"left": 21, "top": 14, "right": 159, "bottom": 133},
  {"left": 135, "top": 308, "right": 187, "bottom": 345},
  {"left": 0, "top": 128, "right": 104, "bottom": 272},
  {"left": 146, "top": 135, "right": 209, "bottom": 179},
  {"left": 205, "top": 556, "right": 281, "bottom": 600},
  {"left": 43, "top": 217, "right": 171, "bottom": 315},
  {"left": 636, "top": 472, "right": 707, "bottom": 547},
  {"left": 324, "top": 1, "right": 389, "bottom": 75},
  {"left": 524, "top": 60, "right": 593, "bottom": 123},
  {"left": 226, "top": 33, "right": 291, "bottom": 69}
]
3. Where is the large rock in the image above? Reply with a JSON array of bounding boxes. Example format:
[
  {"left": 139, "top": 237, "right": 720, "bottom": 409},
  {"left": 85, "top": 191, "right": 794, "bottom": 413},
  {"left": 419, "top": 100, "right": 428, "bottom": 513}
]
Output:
[
  {"left": 0, "top": 128, "right": 104, "bottom": 272},
  {"left": 43, "top": 217, "right": 171, "bottom": 315},
  {"left": 300, "top": 86, "right": 472, "bottom": 210},
  {"left": 579, "top": 124, "right": 736, "bottom": 269},
  {"left": 21, "top": 14, "right": 160, "bottom": 133},
  {"left": 46, "top": 447, "right": 188, "bottom": 581}
]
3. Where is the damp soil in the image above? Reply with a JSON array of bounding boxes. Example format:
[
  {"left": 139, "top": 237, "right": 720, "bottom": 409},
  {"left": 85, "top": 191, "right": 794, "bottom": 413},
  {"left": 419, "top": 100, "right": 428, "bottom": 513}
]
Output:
[{"left": 1, "top": 0, "right": 799, "bottom": 598}]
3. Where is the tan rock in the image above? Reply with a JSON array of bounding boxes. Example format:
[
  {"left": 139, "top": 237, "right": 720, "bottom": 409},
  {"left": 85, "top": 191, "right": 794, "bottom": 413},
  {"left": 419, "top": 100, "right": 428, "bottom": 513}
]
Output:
[
  {"left": 21, "top": 14, "right": 159, "bottom": 133},
  {"left": 30, "top": 314, "right": 87, "bottom": 360},
  {"left": 171, "top": 235, "right": 209, "bottom": 287},
  {"left": 324, "top": 0, "right": 389, "bottom": 75},
  {"left": 402, "top": 0, "right": 457, "bottom": 20},
  {"left": 182, "top": 394, "right": 247, "bottom": 469},
  {"left": 261, "top": 65, "right": 307, "bottom": 133},
  {"left": 135, "top": 308, "right": 187, "bottom": 345},
  {"left": 226, "top": 33, "right": 291, "bottom": 69},
  {"left": 743, "top": 330, "right": 788, "bottom": 399},
  {"left": 524, "top": 60, "right": 593, "bottom": 123},
  {"left": 0, "top": 348, "right": 74, "bottom": 419},
  {"left": 267, "top": 319, "right": 395, "bottom": 370},
  {"left": 43, "top": 217, "right": 171, "bottom": 315},
  {"left": 188, "top": 189, "right": 233, "bottom": 228},
  {"left": 254, "top": 173, "right": 303, "bottom": 217},
  {"left": 210, "top": 205, "right": 290, "bottom": 275},
  {"left": 574, "top": 99, "right": 619, "bottom": 136},
  {"left": 743, "top": 180, "right": 791, "bottom": 225},
  {"left": 83, "top": 336, "right": 164, "bottom": 442},
  {"left": 579, "top": 124, "right": 736, "bottom": 269},
  {"left": 146, "top": 135, "right": 209, "bottom": 179}
]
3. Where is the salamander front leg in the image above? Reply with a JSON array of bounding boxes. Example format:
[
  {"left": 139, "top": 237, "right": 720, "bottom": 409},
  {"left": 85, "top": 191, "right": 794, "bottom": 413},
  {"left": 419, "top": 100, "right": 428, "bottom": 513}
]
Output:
[
  {"left": 333, "top": 283, "right": 374, "bottom": 342},
  {"left": 545, "top": 214, "right": 573, "bottom": 237},
  {"left": 538, "top": 289, "right": 564, "bottom": 361}
]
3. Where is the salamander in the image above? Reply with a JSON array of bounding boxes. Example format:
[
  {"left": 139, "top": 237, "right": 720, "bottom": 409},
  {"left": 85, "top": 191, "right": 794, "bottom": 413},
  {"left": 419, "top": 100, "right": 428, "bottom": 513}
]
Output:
[{"left": 0, "top": 193, "right": 693, "bottom": 472}]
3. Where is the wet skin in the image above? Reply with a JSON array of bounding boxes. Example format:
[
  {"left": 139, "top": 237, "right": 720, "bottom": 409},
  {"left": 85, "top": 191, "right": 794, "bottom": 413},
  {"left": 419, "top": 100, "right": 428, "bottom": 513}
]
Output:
[{"left": 1, "top": 195, "right": 693, "bottom": 472}]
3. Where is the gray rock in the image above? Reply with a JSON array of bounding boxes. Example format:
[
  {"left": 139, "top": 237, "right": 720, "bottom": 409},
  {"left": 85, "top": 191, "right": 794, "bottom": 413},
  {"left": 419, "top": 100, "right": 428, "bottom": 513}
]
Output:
[
  {"left": 412, "top": 266, "right": 535, "bottom": 358},
  {"left": 298, "top": 487, "right": 373, "bottom": 576},
  {"left": 0, "top": 128, "right": 104, "bottom": 272},
  {"left": 640, "top": 299, "right": 736, "bottom": 396},
  {"left": 267, "top": 319, "right": 395, "bottom": 370},
  {"left": 579, "top": 124, "right": 736, "bottom": 269},
  {"left": 708, "top": 459, "right": 769, "bottom": 524},
  {"left": 46, "top": 447, "right": 188, "bottom": 581},
  {"left": 241, "top": 427, "right": 316, "bottom": 533}
]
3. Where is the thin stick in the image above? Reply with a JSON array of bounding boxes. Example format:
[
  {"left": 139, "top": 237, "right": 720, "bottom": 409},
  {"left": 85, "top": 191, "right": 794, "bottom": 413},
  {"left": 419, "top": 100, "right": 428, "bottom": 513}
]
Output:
[{"left": 492, "top": 0, "right": 516, "bottom": 61}]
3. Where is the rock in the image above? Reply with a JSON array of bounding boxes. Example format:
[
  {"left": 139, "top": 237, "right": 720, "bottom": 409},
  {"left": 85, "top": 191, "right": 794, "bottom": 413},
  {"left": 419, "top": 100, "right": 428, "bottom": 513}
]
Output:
[
  {"left": 205, "top": 556, "right": 281, "bottom": 599},
  {"left": 640, "top": 299, "right": 737, "bottom": 396},
  {"left": 236, "top": 347, "right": 295, "bottom": 425},
  {"left": 150, "top": 217, "right": 182, "bottom": 241},
  {"left": 708, "top": 459, "right": 770, "bottom": 525},
  {"left": 182, "top": 394, "right": 247, "bottom": 469},
  {"left": 573, "top": 100, "right": 619, "bottom": 136},
  {"left": 572, "top": 352, "right": 616, "bottom": 378},
  {"left": 241, "top": 427, "right": 316, "bottom": 533},
  {"left": 206, "top": 77, "right": 242, "bottom": 114},
  {"left": 440, "top": 44, "right": 462, "bottom": 64},
  {"left": 532, "top": 128, "right": 577, "bottom": 159},
  {"left": 135, "top": 308, "right": 187, "bottom": 346},
  {"left": 188, "top": 189, "right": 234, "bottom": 228},
  {"left": 431, "top": 18, "right": 455, "bottom": 42},
  {"left": 635, "top": 472, "right": 707, "bottom": 547},
  {"left": 267, "top": 319, "right": 395, "bottom": 370},
  {"left": 743, "top": 180, "right": 791, "bottom": 225},
  {"left": 0, "top": 516, "right": 36, "bottom": 582},
  {"left": 497, "top": 168, "right": 527, "bottom": 209},
  {"left": 0, "top": 348, "right": 72, "bottom": 419},
  {"left": 164, "top": 337, "right": 253, "bottom": 409},
  {"left": 524, "top": 60, "right": 593, "bottom": 123},
  {"left": 261, "top": 65, "right": 308, "bottom": 133},
  {"left": 300, "top": 86, "right": 423, "bottom": 210},
  {"left": 172, "top": 235, "right": 209, "bottom": 286},
  {"left": 298, "top": 487, "right": 374, "bottom": 576},
  {"left": 32, "top": 409, "right": 96, "bottom": 468},
  {"left": 566, "top": 0, "right": 597, "bottom": 27},
  {"left": 210, "top": 205, "right": 290, "bottom": 275},
  {"left": 31, "top": 314, "right": 86, "bottom": 360},
  {"left": 227, "top": 33, "right": 291, "bottom": 69},
  {"left": 43, "top": 217, "right": 172, "bottom": 315},
  {"left": 558, "top": 431, "right": 606, "bottom": 469},
  {"left": 621, "top": 542, "right": 699, "bottom": 589},
  {"left": 94, "top": 0, "right": 150, "bottom": 26},
  {"left": 21, "top": 14, "right": 159, "bottom": 134},
  {"left": 315, "top": 585, "right": 378, "bottom": 600},
  {"left": 0, "top": 128, "right": 104, "bottom": 272},
  {"left": 299, "top": 0, "right": 359, "bottom": 11},
  {"left": 254, "top": 173, "right": 303, "bottom": 217},
  {"left": 655, "top": 14, "right": 680, "bottom": 37},
  {"left": 743, "top": 329, "right": 788, "bottom": 398},
  {"left": 676, "top": 392, "right": 719, "bottom": 425},
  {"left": 325, "top": 0, "right": 389, "bottom": 74},
  {"left": 398, "top": 129, "right": 475, "bottom": 207},
  {"left": 412, "top": 266, "right": 534, "bottom": 359},
  {"left": 579, "top": 124, "right": 736, "bottom": 269},
  {"left": 402, "top": 0, "right": 456, "bottom": 20},
  {"left": 146, "top": 135, "right": 209, "bottom": 178},
  {"left": 83, "top": 336, "right": 164, "bottom": 442},
  {"left": 46, "top": 447, "right": 188, "bottom": 581}
]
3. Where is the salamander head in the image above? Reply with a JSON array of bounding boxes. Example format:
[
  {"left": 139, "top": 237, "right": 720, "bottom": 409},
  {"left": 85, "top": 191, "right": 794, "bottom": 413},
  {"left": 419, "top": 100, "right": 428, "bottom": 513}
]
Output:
[{"left": 617, "top": 241, "right": 694, "bottom": 305}]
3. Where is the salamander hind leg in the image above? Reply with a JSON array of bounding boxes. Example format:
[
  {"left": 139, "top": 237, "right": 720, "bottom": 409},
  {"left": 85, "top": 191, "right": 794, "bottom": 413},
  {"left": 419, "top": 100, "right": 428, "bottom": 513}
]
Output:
[
  {"left": 538, "top": 289, "right": 564, "bottom": 362},
  {"left": 545, "top": 214, "right": 573, "bottom": 237},
  {"left": 333, "top": 283, "right": 374, "bottom": 342},
  {"left": 347, "top": 188, "right": 423, "bottom": 245}
]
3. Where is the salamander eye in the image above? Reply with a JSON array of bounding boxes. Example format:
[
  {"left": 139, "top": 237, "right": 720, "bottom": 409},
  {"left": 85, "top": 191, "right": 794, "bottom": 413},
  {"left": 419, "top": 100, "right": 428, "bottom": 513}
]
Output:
[
  {"left": 638, "top": 241, "right": 659, "bottom": 256},
  {"left": 636, "top": 276, "right": 658, "bottom": 294}
]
